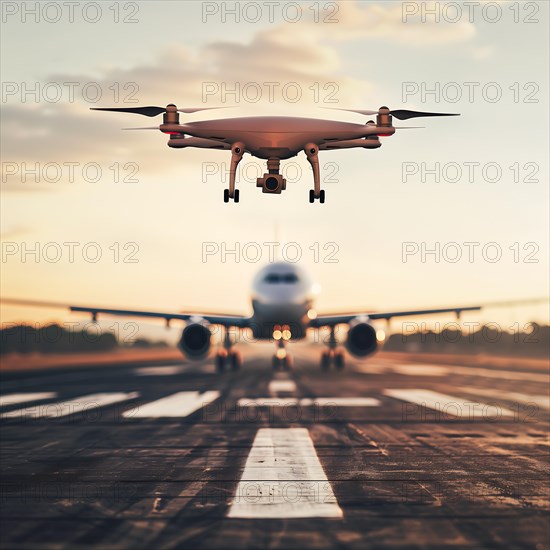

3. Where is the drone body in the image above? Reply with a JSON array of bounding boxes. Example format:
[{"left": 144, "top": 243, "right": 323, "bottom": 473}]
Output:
[{"left": 92, "top": 105, "right": 458, "bottom": 203}]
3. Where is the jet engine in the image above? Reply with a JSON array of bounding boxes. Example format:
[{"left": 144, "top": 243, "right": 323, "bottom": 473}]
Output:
[
  {"left": 178, "top": 320, "right": 211, "bottom": 359},
  {"left": 345, "top": 319, "right": 378, "bottom": 357}
]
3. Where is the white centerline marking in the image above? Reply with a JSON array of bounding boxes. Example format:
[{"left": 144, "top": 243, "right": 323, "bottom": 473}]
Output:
[
  {"left": 388, "top": 364, "right": 451, "bottom": 376},
  {"left": 123, "top": 391, "right": 220, "bottom": 418},
  {"left": 268, "top": 380, "right": 297, "bottom": 394},
  {"left": 384, "top": 389, "right": 515, "bottom": 418},
  {"left": 237, "top": 397, "right": 380, "bottom": 407},
  {"left": 238, "top": 398, "right": 299, "bottom": 407},
  {"left": 1, "top": 392, "right": 138, "bottom": 419},
  {"left": 134, "top": 365, "right": 187, "bottom": 376},
  {"left": 300, "top": 397, "right": 380, "bottom": 407},
  {"left": 0, "top": 392, "right": 57, "bottom": 407},
  {"left": 227, "top": 428, "right": 343, "bottom": 519}
]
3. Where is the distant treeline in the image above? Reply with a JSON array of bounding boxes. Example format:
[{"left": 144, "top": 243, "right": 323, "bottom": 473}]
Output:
[
  {"left": 1, "top": 322, "right": 549, "bottom": 358},
  {"left": 0, "top": 324, "right": 168, "bottom": 355},
  {"left": 384, "top": 323, "right": 550, "bottom": 358}
]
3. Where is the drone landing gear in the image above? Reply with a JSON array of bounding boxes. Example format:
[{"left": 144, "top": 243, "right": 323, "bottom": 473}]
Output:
[
  {"left": 224, "top": 142, "right": 245, "bottom": 203},
  {"left": 305, "top": 143, "right": 325, "bottom": 203},
  {"left": 223, "top": 188, "right": 240, "bottom": 203},
  {"left": 309, "top": 189, "right": 325, "bottom": 204}
]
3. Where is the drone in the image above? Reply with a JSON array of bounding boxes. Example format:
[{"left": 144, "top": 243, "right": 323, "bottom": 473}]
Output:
[{"left": 92, "top": 105, "right": 459, "bottom": 203}]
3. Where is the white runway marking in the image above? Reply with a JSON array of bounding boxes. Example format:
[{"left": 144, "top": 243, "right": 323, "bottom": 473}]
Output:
[
  {"left": 389, "top": 364, "right": 451, "bottom": 376},
  {"left": 238, "top": 398, "right": 299, "bottom": 407},
  {"left": 359, "top": 363, "right": 549, "bottom": 383},
  {"left": 384, "top": 389, "right": 515, "bottom": 418},
  {"left": 268, "top": 380, "right": 297, "bottom": 394},
  {"left": 227, "top": 428, "right": 343, "bottom": 519},
  {"left": 238, "top": 397, "right": 380, "bottom": 407},
  {"left": 1, "top": 392, "right": 138, "bottom": 419},
  {"left": 134, "top": 365, "right": 187, "bottom": 376},
  {"left": 459, "top": 387, "right": 550, "bottom": 411},
  {"left": 0, "top": 392, "right": 57, "bottom": 407},
  {"left": 449, "top": 366, "right": 549, "bottom": 384},
  {"left": 123, "top": 391, "right": 220, "bottom": 418},
  {"left": 356, "top": 363, "right": 392, "bottom": 374},
  {"left": 300, "top": 397, "right": 380, "bottom": 407}
]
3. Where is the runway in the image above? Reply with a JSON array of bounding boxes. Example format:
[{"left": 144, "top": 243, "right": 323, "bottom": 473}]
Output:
[{"left": 1, "top": 343, "right": 548, "bottom": 549}]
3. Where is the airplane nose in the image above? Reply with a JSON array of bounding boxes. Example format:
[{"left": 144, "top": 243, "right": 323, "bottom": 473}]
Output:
[{"left": 261, "top": 287, "right": 297, "bottom": 304}]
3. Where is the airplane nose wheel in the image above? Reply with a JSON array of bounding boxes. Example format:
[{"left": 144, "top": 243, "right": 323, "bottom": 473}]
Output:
[
  {"left": 272, "top": 354, "right": 293, "bottom": 371},
  {"left": 224, "top": 189, "right": 240, "bottom": 203},
  {"left": 309, "top": 189, "right": 325, "bottom": 203}
]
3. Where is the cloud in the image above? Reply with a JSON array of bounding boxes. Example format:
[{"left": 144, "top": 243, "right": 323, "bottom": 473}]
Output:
[
  {"left": 1, "top": 30, "right": 371, "bottom": 180},
  {"left": 277, "top": 2, "right": 476, "bottom": 45},
  {"left": 2, "top": 1, "right": 480, "bottom": 183}
]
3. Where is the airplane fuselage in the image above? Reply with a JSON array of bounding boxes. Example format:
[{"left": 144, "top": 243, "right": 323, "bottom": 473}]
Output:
[{"left": 249, "top": 262, "right": 317, "bottom": 339}]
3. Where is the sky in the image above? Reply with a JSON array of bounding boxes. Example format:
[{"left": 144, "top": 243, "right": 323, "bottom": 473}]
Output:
[{"left": 1, "top": 0, "right": 549, "bottom": 337}]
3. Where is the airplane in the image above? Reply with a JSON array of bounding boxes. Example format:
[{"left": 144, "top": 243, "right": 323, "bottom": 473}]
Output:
[
  {"left": 3, "top": 262, "right": 488, "bottom": 373},
  {"left": 91, "top": 104, "right": 459, "bottom": 203}
]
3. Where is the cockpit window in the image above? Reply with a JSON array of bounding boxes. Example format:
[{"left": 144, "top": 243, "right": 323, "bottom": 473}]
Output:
[
  {"left": 264, "top": 273, "right": 299, "bottom": 284},
  {"left": 265, "top": 273, "right": 281, "bottom": 283}
]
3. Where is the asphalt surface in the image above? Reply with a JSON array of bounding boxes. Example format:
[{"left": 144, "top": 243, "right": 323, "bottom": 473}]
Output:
[{"left": 1, "top": 343, "right": 549, "bottom": 550}]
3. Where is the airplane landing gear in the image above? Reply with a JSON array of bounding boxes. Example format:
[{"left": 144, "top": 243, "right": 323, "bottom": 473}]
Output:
[
  {"left": 215, "top": 349, "right": 243, "bottom": 372},
  {"left": 272, "top": 339, "right": 293, "bottom": 370},
  {"left": 272, "top": 353, "right": 293, "bottom": 371},
  {"left": 334, "top": 349, "right": 345, "bottom": 370},
  {"left": 215, "top": 327, "right": 243, "bottom": 372},
  {"left": 320, "top": 348, "right": 345, "bottom": 371},
  {"left": 320, "top": 325, "right": 345, "bottom": 370},
  {"left": 229, "top": 349, "right": 242, "bottom": 370},
  {"left": 215, "top": 349, "right": 227, "bottom": 372}
]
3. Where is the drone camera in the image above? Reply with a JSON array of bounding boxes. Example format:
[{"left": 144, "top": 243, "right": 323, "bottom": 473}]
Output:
[{"left": 257, "top": 173, "right": 286, "bottom": 194}]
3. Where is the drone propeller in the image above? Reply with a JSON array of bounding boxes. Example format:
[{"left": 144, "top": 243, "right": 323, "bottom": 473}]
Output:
[
  {"left": 390, "top": 109, "right": 459, "bottom": 120},
  {"left": 326, "top": 107, "right": 459, "bottom": 120},
  {"left": 91, "top": 103, "right": 229, "bottom": 128},
  {"left": 91, "top": 105, "right": 228, "bottom": 117}
]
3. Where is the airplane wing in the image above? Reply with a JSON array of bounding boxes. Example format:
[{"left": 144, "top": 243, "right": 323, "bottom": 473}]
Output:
[
  {"left": 309, "top": 305, "right": 482, "bottom": 328},
  {"left": 2, "top": 298, "right": 251, "bottom": 328}
]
